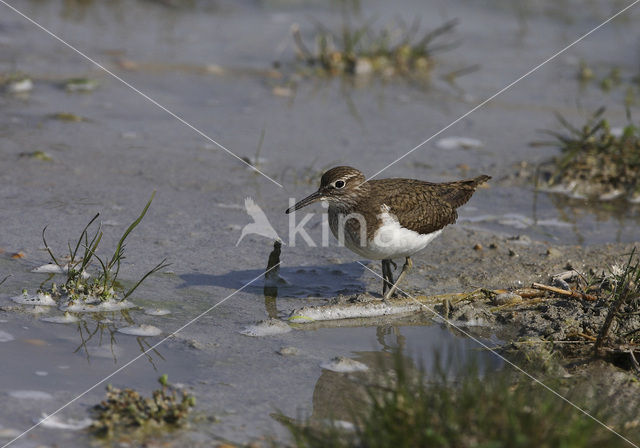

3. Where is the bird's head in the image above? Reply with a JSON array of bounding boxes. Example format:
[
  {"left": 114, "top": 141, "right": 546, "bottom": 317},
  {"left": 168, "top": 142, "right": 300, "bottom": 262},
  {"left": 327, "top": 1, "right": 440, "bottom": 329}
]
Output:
[{"left": 285, "top": 166, "right": 367, "bottom": 214}]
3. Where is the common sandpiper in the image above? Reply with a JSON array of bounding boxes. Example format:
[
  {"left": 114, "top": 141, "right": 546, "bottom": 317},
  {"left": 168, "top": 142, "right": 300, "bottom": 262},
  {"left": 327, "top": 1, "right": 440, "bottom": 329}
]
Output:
[{"left": 285, "top": 166, "right": 490, "bottom": 300}]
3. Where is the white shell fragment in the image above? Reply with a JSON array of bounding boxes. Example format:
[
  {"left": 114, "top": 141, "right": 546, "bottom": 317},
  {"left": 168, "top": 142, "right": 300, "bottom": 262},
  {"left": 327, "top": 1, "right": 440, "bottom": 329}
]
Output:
[
  {"left": 240, "top": 319, "right": 292, "bottom": 337},
  {"left": 32, "top": 264, "right": 65, "bottom": 274},
  {"left": 7, "top": 78, "right": 33, "bottom": 93},
  {"left": 319, "top": 356, "right": 368, "bottom": 373},
  {"left": 35, "top": 413, "right": 93, "bottom": 430},
  {"left": 41, "top": 313, "right": 79, "bottom": 324},
  {"left": 0, "top": 330, "right": 15, "bottom": 342},
  {"left": 117, "top": 325, "right": 162, "bottom": 337},
  {"left": 0, "top": 428, "right": 21, "bottom": 438},
  {"left": 435, "top": 137, "right": 483, "bottom": 150},
  {"left": 31, "top": 264, "right": 90, "bottom": 278},
  {"left": 144, "top": 308, "right": 171, "bottom": 316},
  {"left": 60, "top": 298, "right": 135, "bottom": 313},
  {"left": 9, "top": 390, "right": 53, "bottom": 400},
  {"left": 12, "top": 292, "right": 56, "bottom": 306}
]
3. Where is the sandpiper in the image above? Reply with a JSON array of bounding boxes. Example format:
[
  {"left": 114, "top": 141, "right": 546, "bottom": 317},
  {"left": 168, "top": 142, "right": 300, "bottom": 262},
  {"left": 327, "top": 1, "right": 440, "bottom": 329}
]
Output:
[{"left": 285, "top": 166, "right": 490, "bottom": 300}]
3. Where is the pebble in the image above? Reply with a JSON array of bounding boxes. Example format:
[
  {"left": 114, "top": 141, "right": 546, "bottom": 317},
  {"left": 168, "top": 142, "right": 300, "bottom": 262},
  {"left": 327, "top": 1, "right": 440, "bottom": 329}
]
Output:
[
  {"left": 272, "top": 86, "right": 294, "bottom": 97},
  {"left": 319, "top": 356, "right": 368, "bottom": 373},
  {"left": 492, "top": 292, "right": 523, "bottom": 306},
  {"left": 277, "top": 346, "right": 300, "bottom": 356},
  {"left": 546, "top": 247, "right": 562, "bottom": 257},
  {"left": 473, "top": 243, "right": 483, "bottom": 251},
  {"left": 509, "top": 235, "right": 532, "bottom": 246},
  {"left": 240, "top": 319, "right": 291, "bottom": 337},
  {"left": 552, "top": 278, "right": 571, "bottom": 291}
]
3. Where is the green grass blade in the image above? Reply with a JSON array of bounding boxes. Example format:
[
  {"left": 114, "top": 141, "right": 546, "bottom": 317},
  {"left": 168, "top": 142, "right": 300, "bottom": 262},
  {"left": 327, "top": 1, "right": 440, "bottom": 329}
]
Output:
[
  {"left": 108, "top": 192, "right": 156, "bottom": 270},
  {"left": 71, "top": 213, "right": 100, "bottom": 263},
  {"left": 42, "top": 226, "right": 61, "bottom": 268},
  {"left": 122, "top": 259, "right": 170, "bottom": 300}
]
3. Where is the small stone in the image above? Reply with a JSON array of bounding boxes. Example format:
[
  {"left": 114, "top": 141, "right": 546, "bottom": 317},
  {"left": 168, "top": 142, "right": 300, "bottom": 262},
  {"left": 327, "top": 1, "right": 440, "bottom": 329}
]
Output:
[
  {"left": 277, "top": 346, "right": 300, "bottom": 356},
  {"left": 240, "top": 319, "right": 291, "bottom": 337},
  {"left": 489, "top": 243, "right": 497, "bottom": 249},
  {"left": 319, "top": 356, "right": 368, "bottom": 373},
  {"left": 552, "top": 278, "right": 571, "bottom": 291},
  {"left": 64, "top": 78, "right": 98, "bottom": 92},
  {"left": 508, "top": 249, "right": 517, "bottom": 257},
  {"left": 272, "top": 86, "right": 293, "bottom": 97},
  {"left": 509, "top": 235, "right": 531, "bottom": 246},
  {"left": 546, "top": 247, "right": 562, "bottom": 257},
  {"left": 492, "top": 292, "right": 523, "bottom": 306},
  {"left": 473, "top": 243, "right": 483, "bottom": 251},
  {"left": 355, "top": 58, "right": 373, "bottom": 75}
]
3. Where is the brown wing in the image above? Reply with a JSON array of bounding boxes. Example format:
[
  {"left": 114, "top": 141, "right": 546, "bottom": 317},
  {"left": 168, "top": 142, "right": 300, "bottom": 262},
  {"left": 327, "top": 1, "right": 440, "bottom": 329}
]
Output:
[{"left": 370, "top": 175, "right": 490, "bottom": 236}]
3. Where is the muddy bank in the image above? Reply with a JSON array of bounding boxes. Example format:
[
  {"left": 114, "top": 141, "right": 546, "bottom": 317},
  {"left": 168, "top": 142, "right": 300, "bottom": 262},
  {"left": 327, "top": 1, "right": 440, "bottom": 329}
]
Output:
[{"left": 286, "top": 228, "right": 640, "bottom": 380}]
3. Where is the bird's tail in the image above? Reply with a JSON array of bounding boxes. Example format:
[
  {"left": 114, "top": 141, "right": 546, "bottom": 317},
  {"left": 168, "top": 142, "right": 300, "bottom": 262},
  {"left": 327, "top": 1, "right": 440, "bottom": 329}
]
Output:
[
  {"left": 470, "top": 174, "right": 491, "bottom": 186},
  {"left": 442, "top": 174, "right": 491, "bottom": 208}
]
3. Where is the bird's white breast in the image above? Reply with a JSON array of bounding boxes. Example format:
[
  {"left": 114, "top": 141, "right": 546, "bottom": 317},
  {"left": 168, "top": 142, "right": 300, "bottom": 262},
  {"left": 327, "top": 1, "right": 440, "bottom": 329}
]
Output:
[{"left": 331, "top": 205, "right": 442, "bottom": 260}]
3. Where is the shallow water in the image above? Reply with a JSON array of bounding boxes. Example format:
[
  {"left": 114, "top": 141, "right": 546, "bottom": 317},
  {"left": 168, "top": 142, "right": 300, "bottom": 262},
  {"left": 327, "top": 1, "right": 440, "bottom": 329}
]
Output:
[{"left": 1, "top": 0, "right": 639, "bottom": 445}]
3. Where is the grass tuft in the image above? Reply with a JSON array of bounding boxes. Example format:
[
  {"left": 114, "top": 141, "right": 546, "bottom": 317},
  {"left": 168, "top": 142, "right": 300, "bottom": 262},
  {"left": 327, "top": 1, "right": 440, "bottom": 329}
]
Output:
[
  {"left": 280, "top": 350, "right": 637, "bottom": 448},
  {"left": 291, "top": 18, "right": 458, "bottom": 78},
  {"left": 40, "top": 192, "right": 169, "bottom": 303},
  {"left": 535, "top": 108, "right": 640, "bottom": 201},
  {"left": 90, "top": 375, "right": 195, "bottom": 438},
  {"left": 595, "top": 248, "right": 640, "bottom": 355}
]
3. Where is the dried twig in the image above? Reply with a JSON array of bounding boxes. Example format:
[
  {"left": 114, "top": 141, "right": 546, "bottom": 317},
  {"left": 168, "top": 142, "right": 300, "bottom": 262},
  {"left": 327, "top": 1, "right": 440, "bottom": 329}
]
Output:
[{"left": 531, "top": 282, "right": 597, "bottom": 301}]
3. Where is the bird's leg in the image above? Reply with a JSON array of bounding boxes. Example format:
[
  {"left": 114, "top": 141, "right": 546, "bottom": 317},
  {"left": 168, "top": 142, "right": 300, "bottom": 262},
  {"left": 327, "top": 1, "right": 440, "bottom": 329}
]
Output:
[
  {"left": 383, "top": 256, "right": 413, "bottom": 301},
  {"left": 381, "top": 259, "right": 395, "bottom": 297}
]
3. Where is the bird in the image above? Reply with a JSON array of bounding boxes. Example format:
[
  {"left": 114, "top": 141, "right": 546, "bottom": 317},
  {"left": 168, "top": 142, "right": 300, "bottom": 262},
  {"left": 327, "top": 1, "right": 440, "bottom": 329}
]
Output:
[
  {"left": 236, "top": 197, "right": 280, "bottom": 246},
  {"left": 285, "top": 166, "right": 490, "bottom": 300}
]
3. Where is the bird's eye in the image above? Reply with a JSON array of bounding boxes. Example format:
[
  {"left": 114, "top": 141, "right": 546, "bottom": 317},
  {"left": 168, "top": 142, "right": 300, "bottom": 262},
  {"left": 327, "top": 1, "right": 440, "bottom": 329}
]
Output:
[{"left": 334, "top": 180, "right": 345, "bottom": 189}]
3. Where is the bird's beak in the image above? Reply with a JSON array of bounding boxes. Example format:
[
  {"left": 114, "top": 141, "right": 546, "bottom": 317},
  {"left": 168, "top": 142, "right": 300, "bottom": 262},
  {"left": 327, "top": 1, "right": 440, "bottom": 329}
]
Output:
[{"left": 285, "top": 190, "right": 323, "bottom": 214}]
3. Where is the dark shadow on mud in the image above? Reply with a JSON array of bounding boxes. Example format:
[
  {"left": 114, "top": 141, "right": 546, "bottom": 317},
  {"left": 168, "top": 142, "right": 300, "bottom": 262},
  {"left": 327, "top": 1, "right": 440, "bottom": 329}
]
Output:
[{"left": 179, "top": 262, "right": 367, "bottom": 299}]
